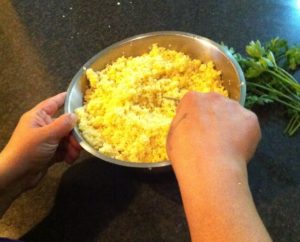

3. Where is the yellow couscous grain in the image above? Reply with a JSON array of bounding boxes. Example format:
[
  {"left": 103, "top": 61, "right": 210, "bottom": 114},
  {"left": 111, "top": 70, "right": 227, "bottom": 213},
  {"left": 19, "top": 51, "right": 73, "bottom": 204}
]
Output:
[{"left": 75, "top": 44, "right": 228, "bottom": 162}]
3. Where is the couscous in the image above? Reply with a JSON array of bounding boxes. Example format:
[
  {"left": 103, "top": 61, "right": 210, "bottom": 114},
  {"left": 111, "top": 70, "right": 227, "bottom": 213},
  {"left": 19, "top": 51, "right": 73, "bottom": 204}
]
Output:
[{"left": 75, "top": 44, "right": 228, "bottom": 162}]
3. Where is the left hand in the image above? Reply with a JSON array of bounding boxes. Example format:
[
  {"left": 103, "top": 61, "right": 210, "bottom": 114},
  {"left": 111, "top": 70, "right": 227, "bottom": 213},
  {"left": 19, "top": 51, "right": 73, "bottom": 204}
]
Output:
[{"left": 0, "top": 92, "right": 81, "bottom": 193}]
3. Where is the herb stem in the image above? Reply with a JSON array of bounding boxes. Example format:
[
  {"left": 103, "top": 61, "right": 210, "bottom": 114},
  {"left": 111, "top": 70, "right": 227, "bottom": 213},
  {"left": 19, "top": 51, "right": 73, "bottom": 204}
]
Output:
[
  {"left": 267, "top": 70, "right": 300, "bottom": 91},
  {"left": 229, "top": 38, "right": 300, "bottom": 135},
  {"left": 278, "top": 68, "right": 299, "bottom": 84},
  {"left": 277, "top": 81, "right": 300, "bottom": 101},
  {"left": 285, "top": 115, "right": 296, "bottom": 133},
  {"left": 247, "top": 82, "right": 300, "bottom": 111},
  {"left": 285, "top": 114, "right": 297, "bottom": 134},
  {"left": 272, "top": 97, "right": 300, "bottom": 113},
  {"left": 289, "top": 118, "right": 300, "bottom": 135}
]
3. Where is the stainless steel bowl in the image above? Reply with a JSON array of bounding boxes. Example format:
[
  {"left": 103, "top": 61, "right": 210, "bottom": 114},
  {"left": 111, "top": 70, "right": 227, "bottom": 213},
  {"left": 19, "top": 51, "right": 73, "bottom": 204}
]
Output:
[{"left": 65, "top": 31, "right": 246, "bottom": 168}]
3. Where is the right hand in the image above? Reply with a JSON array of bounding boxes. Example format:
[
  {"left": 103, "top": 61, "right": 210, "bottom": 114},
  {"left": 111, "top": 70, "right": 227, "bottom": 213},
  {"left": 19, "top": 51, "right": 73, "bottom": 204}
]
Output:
[
  {"left": 167, "top": 91, "right": 261, "bottom": 171},
  {"left": 166, "top": 92, "right": 271, "bottom": 242}
]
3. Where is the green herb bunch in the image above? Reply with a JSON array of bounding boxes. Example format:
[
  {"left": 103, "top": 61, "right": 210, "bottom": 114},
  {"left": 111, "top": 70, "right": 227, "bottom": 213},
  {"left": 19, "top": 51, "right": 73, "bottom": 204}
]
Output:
[{"left": 224, "top": 38, "right": 300, "bottom": 135}]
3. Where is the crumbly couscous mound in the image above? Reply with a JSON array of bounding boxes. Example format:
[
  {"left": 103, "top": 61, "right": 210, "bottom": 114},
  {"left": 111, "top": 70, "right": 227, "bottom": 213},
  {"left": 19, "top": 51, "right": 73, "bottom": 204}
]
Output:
[{"left": 75, "top": 44, "right": 228, "bottom": 162}]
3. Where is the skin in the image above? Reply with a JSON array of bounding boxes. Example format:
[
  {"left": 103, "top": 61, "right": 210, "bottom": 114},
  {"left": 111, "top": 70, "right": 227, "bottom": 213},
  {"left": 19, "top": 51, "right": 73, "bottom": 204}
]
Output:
[
  {"left": 167, "top": 91, "right": 272, "bottom": 242},
  {"left": 0, "top": 91, "right": 272, "bottom": 241},
  {"left": 0, "top": 92, "right": 81, "bottom": 217}
]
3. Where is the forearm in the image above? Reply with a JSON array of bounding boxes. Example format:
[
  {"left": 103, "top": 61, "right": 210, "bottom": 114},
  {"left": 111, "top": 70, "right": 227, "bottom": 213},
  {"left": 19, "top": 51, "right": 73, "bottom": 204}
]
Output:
[
  {"left": 173, "top": 157, "right": 272, "bottom": 242},
  {"left": 0, "top": 150, "right": 25, "bottom": 218}
]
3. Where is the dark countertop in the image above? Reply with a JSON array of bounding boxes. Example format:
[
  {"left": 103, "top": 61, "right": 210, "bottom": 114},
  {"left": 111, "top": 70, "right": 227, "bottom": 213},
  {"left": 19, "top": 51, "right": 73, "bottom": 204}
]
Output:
[{"left": 0, "top": 0, "right": 300, "bottom": 241}]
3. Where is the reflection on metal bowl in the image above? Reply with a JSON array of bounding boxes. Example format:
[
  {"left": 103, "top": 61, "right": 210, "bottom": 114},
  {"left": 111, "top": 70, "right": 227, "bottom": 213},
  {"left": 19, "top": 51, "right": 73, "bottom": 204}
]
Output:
[{"left": 64, "top": 31, "right": 246, "bottom": 168}]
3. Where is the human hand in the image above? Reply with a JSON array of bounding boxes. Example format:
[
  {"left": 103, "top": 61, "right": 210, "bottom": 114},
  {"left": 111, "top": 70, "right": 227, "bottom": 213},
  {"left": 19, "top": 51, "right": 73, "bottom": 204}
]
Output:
[
  {"left": 0, "top": 92, "right": 81, "bottom": 193},
  {"left": 167, "top": 91, "right": 261, "bottom": 172},
  {"left": 166, "top": 92, "right": 271, "bottom": 242}
]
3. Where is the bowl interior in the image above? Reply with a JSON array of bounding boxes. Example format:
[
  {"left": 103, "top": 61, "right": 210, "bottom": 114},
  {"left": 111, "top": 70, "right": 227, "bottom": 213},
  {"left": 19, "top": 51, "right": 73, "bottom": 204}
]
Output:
[{"left": 65, "top": 32, "right": 246, "bottom": 168}]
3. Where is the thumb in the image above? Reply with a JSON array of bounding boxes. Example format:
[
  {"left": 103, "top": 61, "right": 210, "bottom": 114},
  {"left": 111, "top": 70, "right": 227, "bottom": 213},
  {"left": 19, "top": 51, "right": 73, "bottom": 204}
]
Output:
[{"left": 46, "top": 113, "right": 77, "bottom": 141}]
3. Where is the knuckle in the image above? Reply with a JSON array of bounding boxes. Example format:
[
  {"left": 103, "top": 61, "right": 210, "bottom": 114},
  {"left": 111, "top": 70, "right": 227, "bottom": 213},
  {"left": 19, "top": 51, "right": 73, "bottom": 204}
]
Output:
[
  {"left": 202, "top": 92, "right": 224, "bottom": 107},
  {"left": 20, "top": 111, "right": 31, "bottom": 121},
  {"left": 205, "top": 92, "right": 222, "bottom": 101},
  {"left": 245, "top": 110, "right": 261, "bottom": 136},
  {"left": 61, "top": 114, "right": 76, "bottom": 130},
  {"left": 181, "top": 91, "right": 198, "bottom": 103},
  {"left": 180, "top": 91, "right": 202, "bottom": 108},
  {"left": 246, "top": 110, "right": 259, "bottom": 123}
]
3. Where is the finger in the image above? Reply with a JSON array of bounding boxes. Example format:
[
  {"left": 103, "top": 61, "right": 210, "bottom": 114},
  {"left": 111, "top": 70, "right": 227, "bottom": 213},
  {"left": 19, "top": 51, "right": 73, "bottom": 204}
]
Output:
[
  {"left": 45, "top": 113, "right": 77, "bottom": 141},
  {"left": 57, "top": 137, "right": 81, "bottom": 164},
  {"left": 34, "top": 92, "right": 67, "bottom": 116},
  {"left": 51, "top": 140, "right": 66, "bottom": 163},
  {"left": 67, "top": 141, "right": 81, "bottom": 158},
  {"left": 64, "top": 139, "right": 81, "bottom": 157},
  {"left": 52, "top": 135, "right": 78, "bottom": 164},
  {"left": 64, "top": 155, "right": 73, "bottom": 164},
  {"left": 59, "top": 143, "right": 80, "bottom": 164},
  {"left": 68, "top": 134, "right": 82, "bottom": 150},
  {"left": 30, "top": 109, "right": 53, "bottom": 128},
  {"left": 64, "top": 147, "right": 80, "bottom": 164},
  {"left": 176, "top": 91, "right": 200, "bottom": 115}
]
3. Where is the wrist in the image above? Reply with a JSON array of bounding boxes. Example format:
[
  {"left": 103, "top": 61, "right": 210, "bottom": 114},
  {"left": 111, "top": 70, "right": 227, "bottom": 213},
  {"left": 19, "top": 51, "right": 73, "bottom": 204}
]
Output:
[
  {"left": 0, "top": 147, "right": 29, "bottom": 193},
  {"left": 172, "top": 152, "right": 247, "bottom": 181},
  {"left": 0, "top": 149, "right": 27, "bottom": 217}
]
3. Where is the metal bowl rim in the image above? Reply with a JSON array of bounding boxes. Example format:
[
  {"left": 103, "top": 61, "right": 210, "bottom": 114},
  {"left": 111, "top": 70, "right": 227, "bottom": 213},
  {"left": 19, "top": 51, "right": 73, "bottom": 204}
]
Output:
[{"left": 65, "top": 31, "right": 246, "bottom": 168}]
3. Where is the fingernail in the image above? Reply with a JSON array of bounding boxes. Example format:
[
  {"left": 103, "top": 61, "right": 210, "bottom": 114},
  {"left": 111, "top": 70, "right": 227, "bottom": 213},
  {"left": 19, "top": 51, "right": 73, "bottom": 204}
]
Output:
[{"left": 68, "top": 113, "right": 78, "bottom": 125}]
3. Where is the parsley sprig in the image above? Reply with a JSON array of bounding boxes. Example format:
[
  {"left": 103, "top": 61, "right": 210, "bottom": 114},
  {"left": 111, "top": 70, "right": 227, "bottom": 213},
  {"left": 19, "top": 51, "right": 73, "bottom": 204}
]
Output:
[{"left": 223, "top": 38, "right": 300, "bottom": 135}]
